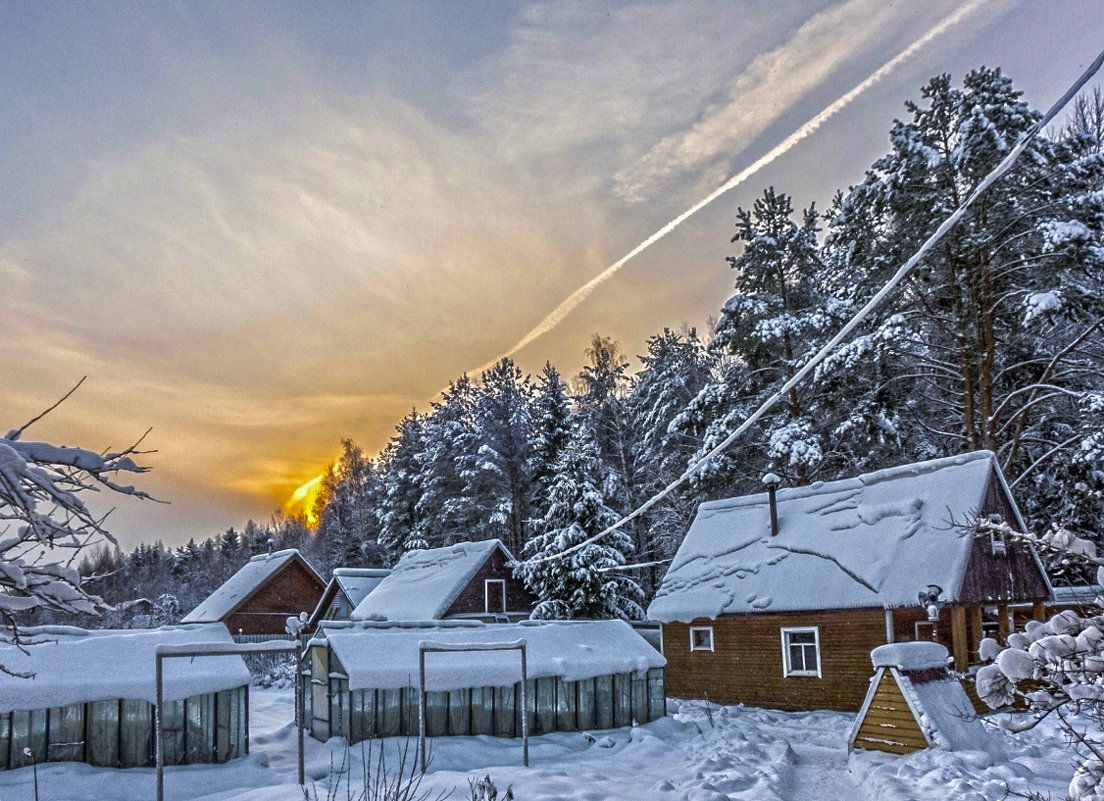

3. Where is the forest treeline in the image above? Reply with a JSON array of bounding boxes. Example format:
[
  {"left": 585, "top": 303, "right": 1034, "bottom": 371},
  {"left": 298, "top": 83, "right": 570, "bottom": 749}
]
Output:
[{"left": 66, "top": 69, "right": 1104, "bottom": 628}]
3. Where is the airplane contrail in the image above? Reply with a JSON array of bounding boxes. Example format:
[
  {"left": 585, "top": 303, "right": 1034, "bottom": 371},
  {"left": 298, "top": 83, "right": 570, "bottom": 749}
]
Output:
[{"left": 475, "top": 0, "right": 988, "bottom": 375}]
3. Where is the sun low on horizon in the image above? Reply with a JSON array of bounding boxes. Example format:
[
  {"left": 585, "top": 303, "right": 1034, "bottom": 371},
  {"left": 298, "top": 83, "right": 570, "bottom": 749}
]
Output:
[{"left": 3, "top": 1, "right": 1101, "bottom": 551}]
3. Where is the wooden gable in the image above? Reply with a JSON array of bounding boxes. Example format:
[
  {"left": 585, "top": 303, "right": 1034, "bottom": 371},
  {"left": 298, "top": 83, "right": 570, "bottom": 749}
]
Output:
[
  {"left": 224, "top": 557, "right": 326, "bottom": 635},
  {"left": 850, "top": 669, "right": 930, "bottom": 754},
  {"left": 956, "top": 471, "right": 1050, "bottom": 604},
  {"left": 442, "top": 544, "right": 536, "bottom": 618}
]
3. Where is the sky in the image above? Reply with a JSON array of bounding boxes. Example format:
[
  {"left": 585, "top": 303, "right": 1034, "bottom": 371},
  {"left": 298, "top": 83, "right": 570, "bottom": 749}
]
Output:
[{"left": 2, "top": 1, "right": 1101, "bottom": 552}]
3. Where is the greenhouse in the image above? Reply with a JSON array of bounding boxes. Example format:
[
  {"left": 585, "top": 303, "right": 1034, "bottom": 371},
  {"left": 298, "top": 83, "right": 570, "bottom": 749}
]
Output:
[
  {"left": 0, "top": 624, "right": 250, "bottom": 770},
  {"left": 305, "top": 619, "right": 666, "bottom": 742}
]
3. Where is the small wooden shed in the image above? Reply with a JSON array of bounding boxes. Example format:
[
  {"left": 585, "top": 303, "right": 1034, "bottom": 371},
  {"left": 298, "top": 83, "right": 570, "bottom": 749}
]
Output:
[
  {"left": 307, "top": 568, "right": 390, "bottom": 630},
  {"left": 350, "top": 540, "right": 535, "bottom": 623},
  {"left": 182, "top": 548, "right": 325, "bottom": 636},
  {"left": 0, "top": 624, "right": 250, "bottom": 770},
  {"left": 305, "top": 619, "right": 666, "bottom": 743},
  {"left": 849, "top": 642, "right": 1000, "bottom": 756}
]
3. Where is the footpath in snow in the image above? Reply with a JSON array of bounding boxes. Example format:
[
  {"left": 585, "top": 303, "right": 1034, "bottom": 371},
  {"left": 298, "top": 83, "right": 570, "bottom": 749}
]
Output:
[{"left": 0, "top": 686, "right": 1074, "bottom": 801}]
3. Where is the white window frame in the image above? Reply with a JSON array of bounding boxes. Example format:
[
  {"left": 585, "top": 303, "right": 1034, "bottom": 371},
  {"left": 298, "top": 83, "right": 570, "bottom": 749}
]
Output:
[
  {"left": 780, "top": 626, "right": 821, "bottom": 677},
  {"left": 689, "top": 626, "right": 714, "bottom": 652},
  {"left": 484, "top": 579, "right": 507, "bottom": 613}
]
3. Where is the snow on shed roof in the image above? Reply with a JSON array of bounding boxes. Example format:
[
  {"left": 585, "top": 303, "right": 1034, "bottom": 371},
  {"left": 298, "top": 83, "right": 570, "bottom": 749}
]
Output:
[
  {"left": 648, "top": 451, "right": 1013, "bottom": 623},
  {"left": 0, "top": 624, "right": 250, "bottom": 713},
  {"left": 182, "top": 548, "right": 318, "bottom": 623},
  {"left": 333, "top": 568, "right": 390, "bottom": 609},
  {"left": 350, "top": 540, "right": 505, "bottom": 622},
  {"left": 317, "top": 619, "right": 665, "bottom": 692}
]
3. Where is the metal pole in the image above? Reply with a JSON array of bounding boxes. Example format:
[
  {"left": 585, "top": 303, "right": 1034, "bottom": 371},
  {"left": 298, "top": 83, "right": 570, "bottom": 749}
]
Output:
[
  {"left": 156, "top": 653, "right": 164, "bottom": 801},
  {"left": 520, "top": 643, "right": 528, "bottom": 768},
  {"left": 418, "top": 645, "right": 427, "bottom": 773},
  {"left": 296, "top": 648, "right": 304, "bottom": 786}
]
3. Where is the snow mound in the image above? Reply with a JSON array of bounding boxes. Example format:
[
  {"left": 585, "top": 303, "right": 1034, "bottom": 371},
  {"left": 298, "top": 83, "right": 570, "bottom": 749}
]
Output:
[{"left": 871, "top": 641, "right": 949, "bottom": 670}]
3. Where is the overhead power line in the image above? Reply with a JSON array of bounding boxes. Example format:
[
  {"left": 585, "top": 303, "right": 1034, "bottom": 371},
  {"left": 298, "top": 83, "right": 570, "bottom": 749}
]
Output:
[{"left": 528, "top": 46, "right": 1104, "bottom": 568}]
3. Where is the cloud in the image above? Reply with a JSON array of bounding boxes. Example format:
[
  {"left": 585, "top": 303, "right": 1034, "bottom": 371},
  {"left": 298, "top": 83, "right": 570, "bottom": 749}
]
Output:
[{"left": 612, "top": 0, "right": 962, "bottom": 203}]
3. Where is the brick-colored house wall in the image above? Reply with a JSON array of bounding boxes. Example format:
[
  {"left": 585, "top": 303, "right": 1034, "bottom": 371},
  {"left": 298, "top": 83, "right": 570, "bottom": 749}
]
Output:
[
  {"left": 225, "top": 560, "right": 326, "bottom": 635},
  {"left": 444, "top": 547, "right": 535, "bottom": 617},
  {"left": 662, "top": 609, "right": 890, "bottom": 712}
]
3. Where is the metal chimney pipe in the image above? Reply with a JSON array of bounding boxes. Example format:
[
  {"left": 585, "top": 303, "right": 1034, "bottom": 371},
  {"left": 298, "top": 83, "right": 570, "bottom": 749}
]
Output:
[{"left": 763, "top": 472, "right": 781, "bottom": 536}]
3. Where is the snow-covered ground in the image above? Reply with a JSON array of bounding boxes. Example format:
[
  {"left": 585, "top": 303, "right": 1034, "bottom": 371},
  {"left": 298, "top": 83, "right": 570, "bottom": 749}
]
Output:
[{"left": 0, "top": 686, "right": 1074, "bottom": 800}]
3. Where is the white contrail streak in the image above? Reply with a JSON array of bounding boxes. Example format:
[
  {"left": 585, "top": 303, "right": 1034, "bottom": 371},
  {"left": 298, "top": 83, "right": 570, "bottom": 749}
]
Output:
[{"left": 475, "top": 0, "right": 987, "bottom": 375}]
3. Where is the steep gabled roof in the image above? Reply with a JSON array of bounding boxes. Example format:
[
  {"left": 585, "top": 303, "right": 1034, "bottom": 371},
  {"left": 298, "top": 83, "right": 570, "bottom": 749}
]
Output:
[
  {"left": 648, "top": 451, "right": 1029, "bottom": 623},
  {"left": 182, "top": 548, "right": 321, "bottom": 624},
  {"left": 0, "top": 623, "right": 250, "bottom": 713},
  {"left": 350, "top": 539, "right": 507, "bottom": 622},
  {"left": 308, "top": 567, "right": 390, "bottom": 626}
]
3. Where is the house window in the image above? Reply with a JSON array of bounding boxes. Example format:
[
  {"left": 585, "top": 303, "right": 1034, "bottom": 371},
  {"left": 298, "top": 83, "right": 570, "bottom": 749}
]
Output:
[
  {"left": 781, "top": 627, "right": 821, "bottom": 677},
  {"left": 689, "top": 626, "right": 714, "bottom": 652},
  {"left": 484, "top": 579, "right": 506, "bottom": 613}
]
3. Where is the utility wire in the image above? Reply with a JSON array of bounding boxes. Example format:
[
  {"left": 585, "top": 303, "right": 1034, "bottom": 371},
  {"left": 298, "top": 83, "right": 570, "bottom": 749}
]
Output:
[{"left": 528, "top": 47, "right": 1104, "bottom": 567}]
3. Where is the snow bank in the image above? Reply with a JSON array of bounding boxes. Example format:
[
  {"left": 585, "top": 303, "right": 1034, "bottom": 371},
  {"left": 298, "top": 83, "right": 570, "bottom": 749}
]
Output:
[
  {"left": 649, "top": 451, "right": 1017, "bottom": 622},
  {"left": 350, "top": 540, "right": 504, "bottom": 621},
  {"left": 319, "top": 619, "right": 665, "bottom": 692},
  {"left": 0, "top": 624, "right": 251, "bottom": 712}
]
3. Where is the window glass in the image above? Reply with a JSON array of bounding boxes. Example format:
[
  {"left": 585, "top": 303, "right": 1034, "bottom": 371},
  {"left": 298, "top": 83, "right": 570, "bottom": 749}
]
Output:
[
  {"left": 781, "top": 627, "right": 820, "bottom": 676},
  {"left": 689, "top": 626, "right": 714, "bottom": 651}
]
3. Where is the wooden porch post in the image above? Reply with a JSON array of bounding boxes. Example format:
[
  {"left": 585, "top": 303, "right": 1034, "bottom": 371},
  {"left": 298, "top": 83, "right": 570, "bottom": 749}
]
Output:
[
  {"left": 968, "top": 606, "right": 983, "bottom": 662},
  {"left": 997, "top": 604, "right": 1010, "bottom": 643},
  {"left": 1032, "top": 600, "right": 1047, "bottom": 622},
  {"left": 950, "top": 606, "right": 968, "bottom": 672}
]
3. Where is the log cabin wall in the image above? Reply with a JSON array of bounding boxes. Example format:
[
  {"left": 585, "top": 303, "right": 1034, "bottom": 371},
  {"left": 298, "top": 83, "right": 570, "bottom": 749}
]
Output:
[
  {"left": 662, "top": 609, "right": 889, "bottom": 712},
  {"left": 444, "top": 547, "right": 535, "bottom": 617},
  {"left": 225, "top": 559, "right": 326, "bottom": 635}
]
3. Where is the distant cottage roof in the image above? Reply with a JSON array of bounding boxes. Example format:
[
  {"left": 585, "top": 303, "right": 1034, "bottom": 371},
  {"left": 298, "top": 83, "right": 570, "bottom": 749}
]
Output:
[
  {"left": 183, "top": 548, "right": 320, "bottom": 624},
  {"left": 317, "top": 618, "right": 665, "bottom": 692},
  {"left": 0, "top": 623, "right": 250, "bottom": 713},
  {"left": 350, "top": 540, "right": 507, "bottom": 622},
  {"left": 332, "top": 568, "right": 390, "bottom": 608},
  {"left": 648, "top": 451, "right": 1033, "bottom": 623}
]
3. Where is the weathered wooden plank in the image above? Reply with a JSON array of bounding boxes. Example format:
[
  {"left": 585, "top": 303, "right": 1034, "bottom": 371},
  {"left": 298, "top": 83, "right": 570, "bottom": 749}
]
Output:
[
  {"left": 86, "top": 701, "right": 120, "bottom": 767},
  {"left": 494, "top": 686, "right": 516, "bottom": 737},
  {"left": 576, "top": 678, "right": 596, "bottom": 730},
  {"left": 470, "top": 687, "right": 494, "bottom": 735},
  {"left": 613, "top": 673, "right": 632, "bottom": 728},
  {"left": 647, "top": 669, "right": 666, "bottom": 722},
  {"left": 853, "top": 737, "right": 924, "bottom": 754},
  {"left": 448, "top": 689, "right": 470, "bottom": 737},
  {"left": 555, "top": 679, "right": 576, "bottom": 732}
]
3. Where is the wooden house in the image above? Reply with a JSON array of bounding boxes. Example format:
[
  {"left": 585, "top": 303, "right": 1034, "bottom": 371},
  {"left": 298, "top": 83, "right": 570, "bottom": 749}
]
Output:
[
  {"left": 307, "top": 567, "right": 390, "bottom": 630},
  {"left": 350, "top": 540, "right": 535, "bottom": 622},
  {"left": 647, "top": 451, "right": 1051, "bottom": 712},
  {"left": 0, "top": 624, "right": 249, "bottom": 770},
  {"left": 182, "top": 549, "right": 325, "bottom": 636},
  {"left": 304, "top": 619, "right": 666, "bottom": 743},
  {"left": 849, "top": 641, "right": 1000, "bottom": 757}
]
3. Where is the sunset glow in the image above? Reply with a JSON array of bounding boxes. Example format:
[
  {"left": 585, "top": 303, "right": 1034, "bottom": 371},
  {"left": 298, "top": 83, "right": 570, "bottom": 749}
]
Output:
[{"left": 3, "top": 2, "right": 1099, "bottom": 549}]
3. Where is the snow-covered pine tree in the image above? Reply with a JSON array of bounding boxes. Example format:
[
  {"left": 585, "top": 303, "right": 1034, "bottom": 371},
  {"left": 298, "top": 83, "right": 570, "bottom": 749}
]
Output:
[
  {"left": 675, "top": 187, "right": 839, "bottom": 495},
  {"left": 822, "top": 68, "right": 1104, "bottom": 565},
  {"left": 314, "top": 439, "right": 383, "bottom": 571},
  {"left": 378, "top": 411, "right": 430, "bottom": 556},
  {"left": 528, "top": 362, "right": 574, "bottom": 516},
  {"left": 518, "top": 428, "right": 642, "bottom": 621},
  {"left": 625, "top": 327, "right": 717, "bottom": 592},
  {"left": 461, "top": 359, "right": 535, "bottom": 556},
  {"left": 414, "top": 376, "right": 481, "bottom": 548}
]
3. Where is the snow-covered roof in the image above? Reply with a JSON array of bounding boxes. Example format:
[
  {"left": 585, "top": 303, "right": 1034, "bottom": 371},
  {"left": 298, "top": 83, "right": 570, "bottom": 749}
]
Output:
[
  {"left": 316, "top": 618, "right": 665, "bottom": 692},
  {"left": 871, "top": 642, "right": 950, "bottom": 671},
  {"left": 649, "top": 451, "right": 1017, "bottom": 623},
  {"left": 0, "top": 624, "right": 250, "bottom": 713},
  {"left": 350, "top": 540, "right": 506, "bottom": 621},
  {"left": 182, "top": 548, "right": 319, "bottom": 623},
  {"left": 333, "top": 568, "right": 390, "bottom": 608},
  {"left": 1049, "top": 584, "right": 1103, "bottom": 606}
]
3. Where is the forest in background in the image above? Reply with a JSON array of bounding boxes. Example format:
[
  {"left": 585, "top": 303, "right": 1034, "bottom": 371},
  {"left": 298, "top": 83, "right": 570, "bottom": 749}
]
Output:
[{"left": 55, "top": 68, "right": 1104, "bottom": 629}]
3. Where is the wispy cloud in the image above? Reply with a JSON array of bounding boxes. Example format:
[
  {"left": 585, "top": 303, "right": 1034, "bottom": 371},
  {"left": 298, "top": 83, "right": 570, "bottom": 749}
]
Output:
[{"left": 613, "top": 0, "right": 956, "bottom": 203}]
